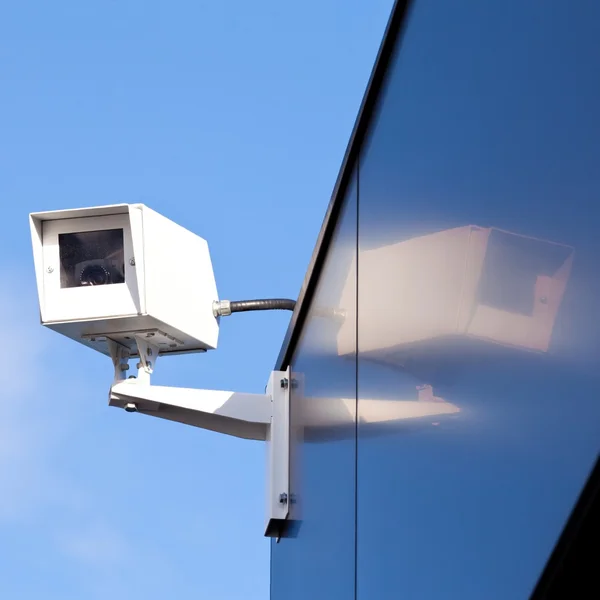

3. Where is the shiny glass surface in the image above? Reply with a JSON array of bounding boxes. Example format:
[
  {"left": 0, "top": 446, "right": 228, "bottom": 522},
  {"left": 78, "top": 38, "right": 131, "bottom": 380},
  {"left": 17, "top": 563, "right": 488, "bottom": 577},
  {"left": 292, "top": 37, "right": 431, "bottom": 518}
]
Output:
[
  {"left": 59, "top": 229, "right": 125, "bottom": 288},
  {"left": 357, "top": 1, "right": 600, "bottom": 599},
  {"left": 271, "top": 171, "right": 357, "bottom": 599}
]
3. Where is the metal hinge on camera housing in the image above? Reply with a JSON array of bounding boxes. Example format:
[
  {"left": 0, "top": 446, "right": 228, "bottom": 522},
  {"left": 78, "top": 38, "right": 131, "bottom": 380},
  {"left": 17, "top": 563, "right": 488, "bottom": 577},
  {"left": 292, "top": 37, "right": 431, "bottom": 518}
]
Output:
[{"left": 107, "top": 337, "right": 290, "bottom": 539}]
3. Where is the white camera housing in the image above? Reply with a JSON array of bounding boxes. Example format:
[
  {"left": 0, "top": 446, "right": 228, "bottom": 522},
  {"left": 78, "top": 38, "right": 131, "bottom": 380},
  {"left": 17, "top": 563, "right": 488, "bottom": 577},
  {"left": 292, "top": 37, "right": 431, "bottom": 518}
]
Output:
[{"left": 30, "top": 203, "right": 219, "bottom": 357}]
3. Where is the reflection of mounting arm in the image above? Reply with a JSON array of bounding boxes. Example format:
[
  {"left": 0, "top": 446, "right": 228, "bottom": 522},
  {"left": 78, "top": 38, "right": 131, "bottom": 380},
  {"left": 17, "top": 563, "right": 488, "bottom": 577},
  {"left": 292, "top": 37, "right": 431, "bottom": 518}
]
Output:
[{"left": 301, "top": 385, "right": 459, "bottom": 429}]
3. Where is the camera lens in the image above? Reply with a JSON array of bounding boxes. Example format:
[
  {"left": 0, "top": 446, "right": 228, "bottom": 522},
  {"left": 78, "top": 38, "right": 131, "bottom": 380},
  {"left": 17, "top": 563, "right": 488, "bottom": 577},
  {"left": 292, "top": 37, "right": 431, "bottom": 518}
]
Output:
[{"left": 80, "top": 264, "right": 111, "bottom": 286}]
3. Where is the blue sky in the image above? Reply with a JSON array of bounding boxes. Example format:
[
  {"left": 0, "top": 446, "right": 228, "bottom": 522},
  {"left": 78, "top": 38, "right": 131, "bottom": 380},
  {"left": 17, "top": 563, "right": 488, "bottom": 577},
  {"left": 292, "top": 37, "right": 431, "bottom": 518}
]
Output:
[{"left": 0, "top": 1, "right": 393, "bottom": 598}]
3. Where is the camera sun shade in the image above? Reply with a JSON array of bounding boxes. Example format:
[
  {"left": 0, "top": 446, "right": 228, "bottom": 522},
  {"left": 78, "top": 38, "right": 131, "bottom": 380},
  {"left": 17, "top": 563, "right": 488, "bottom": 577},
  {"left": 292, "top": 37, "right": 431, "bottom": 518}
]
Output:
[{"left": 30, "top": 203, "right": 220, "bottom": 357}]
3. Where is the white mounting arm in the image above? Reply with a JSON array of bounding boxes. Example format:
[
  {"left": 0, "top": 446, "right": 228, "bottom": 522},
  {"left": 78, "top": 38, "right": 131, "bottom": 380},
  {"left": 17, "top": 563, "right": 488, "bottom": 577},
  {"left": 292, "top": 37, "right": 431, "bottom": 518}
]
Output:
[{"left": 107, "top": 340, "right": 290, "bottom": 538}]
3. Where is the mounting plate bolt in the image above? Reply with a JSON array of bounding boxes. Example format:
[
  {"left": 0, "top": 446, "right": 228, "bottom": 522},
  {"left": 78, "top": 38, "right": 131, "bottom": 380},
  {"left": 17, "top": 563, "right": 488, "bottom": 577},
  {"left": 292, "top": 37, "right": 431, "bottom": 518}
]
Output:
[
  {"left": 47, "top": 266, "right": 54, "bottom": 273},
  {"left": 129, "top": 258, "right": 136, "bottom": 266},
  {"left": 280, "top": 378, "right": 289, "bottom": 390},
  {"left": 278, "top": 493, "right": 288, "bottom": 505}
]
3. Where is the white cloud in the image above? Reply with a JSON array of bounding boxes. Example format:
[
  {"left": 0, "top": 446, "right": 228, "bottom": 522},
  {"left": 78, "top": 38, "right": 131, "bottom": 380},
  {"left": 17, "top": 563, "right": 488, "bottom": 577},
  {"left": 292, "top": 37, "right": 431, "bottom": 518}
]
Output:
[
  {"left": 0, "top": 282, "right": 57, "bottom": 518},
  {"left": 0, "top": 277, "right": 179, "bottom": 600},
  {"left": 0, "top": 276, "right": 106, "bottom": 519},
  {"left": 56, "top": 520, "right": 131, "bottom": 567}
]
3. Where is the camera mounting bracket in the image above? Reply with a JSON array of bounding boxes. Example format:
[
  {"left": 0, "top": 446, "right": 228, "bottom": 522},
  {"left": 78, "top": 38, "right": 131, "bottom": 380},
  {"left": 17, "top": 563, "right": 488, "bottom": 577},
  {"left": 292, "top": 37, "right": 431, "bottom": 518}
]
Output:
[
  {"left": 133, "top": 334, "right": 160, "bottom": 384},
  {"left": 107, "top": 339, "right": 290, "bottom": 538},
  {"left": 105, "top": 337, "right": 461, "bottom": 539}
]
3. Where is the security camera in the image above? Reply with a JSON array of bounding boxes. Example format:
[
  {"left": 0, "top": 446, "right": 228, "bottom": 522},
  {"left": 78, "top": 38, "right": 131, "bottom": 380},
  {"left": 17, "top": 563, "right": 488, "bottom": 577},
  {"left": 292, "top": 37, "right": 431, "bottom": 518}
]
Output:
[
  {"left": 30, "top": 203, "right": 220, "bottom": 358},
  {"left": 30, "top": 203, "right": 303, "bottom": 538}
]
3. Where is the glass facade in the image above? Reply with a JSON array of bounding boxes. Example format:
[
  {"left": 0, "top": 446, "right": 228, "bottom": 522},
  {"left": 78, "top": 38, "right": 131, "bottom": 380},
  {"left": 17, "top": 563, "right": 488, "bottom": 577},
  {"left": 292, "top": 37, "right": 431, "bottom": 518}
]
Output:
[{"left": 273, "top": 1, "right": 600, "bottom": 598}]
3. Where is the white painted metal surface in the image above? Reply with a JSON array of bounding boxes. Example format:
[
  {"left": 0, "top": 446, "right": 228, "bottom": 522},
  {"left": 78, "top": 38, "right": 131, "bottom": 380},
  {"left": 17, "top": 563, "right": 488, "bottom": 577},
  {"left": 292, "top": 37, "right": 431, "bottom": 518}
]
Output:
[
  {"left": 41, "top": 213, "right": 140, "bottom": 321},
  {"left": 140, "top": 205, "right": 219, "bottom": 352},
  {"left": 109, "top": 380, "right": 272, "bottom": 441},
  {"left": 265, "top": 369, "right": 290, "bottom": 538}
]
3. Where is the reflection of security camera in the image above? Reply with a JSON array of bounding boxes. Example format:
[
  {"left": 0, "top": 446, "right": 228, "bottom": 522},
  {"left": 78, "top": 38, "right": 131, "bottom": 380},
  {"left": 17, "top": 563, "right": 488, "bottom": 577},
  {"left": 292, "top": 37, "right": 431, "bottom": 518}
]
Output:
[
  {"left": 30, "top": 203, "right": 220, "bottom": 357},
  {"left": 338, "top": 226, "right": 574, "bottom": 366}
]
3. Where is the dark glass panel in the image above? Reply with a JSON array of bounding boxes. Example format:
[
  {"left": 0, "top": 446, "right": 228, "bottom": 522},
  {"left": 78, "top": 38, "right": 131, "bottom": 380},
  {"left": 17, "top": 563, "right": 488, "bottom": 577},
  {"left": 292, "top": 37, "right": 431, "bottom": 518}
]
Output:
[
  {"left": 59, "top": 229, "right": 125, "bottom": 288},
  {"left": 357, "top": 1, "right": 600, "bottom": 599}
]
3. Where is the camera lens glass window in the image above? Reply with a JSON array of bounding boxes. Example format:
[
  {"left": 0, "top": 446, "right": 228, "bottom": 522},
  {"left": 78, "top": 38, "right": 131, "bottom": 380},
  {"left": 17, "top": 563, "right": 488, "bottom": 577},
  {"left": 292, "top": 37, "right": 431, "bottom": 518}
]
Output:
[{"left": 59, "top": 229, "right": 125, "bottom": 288}]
